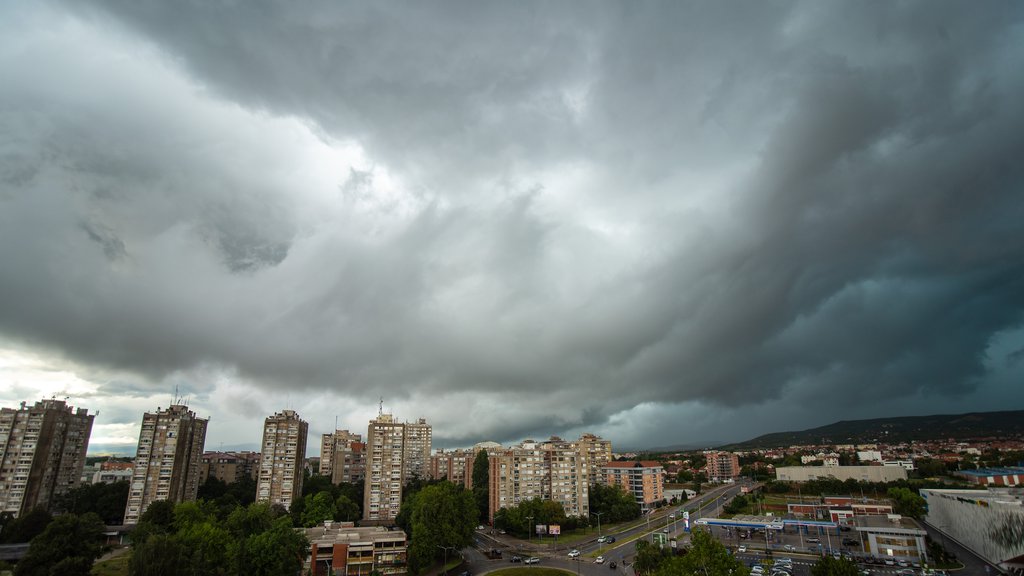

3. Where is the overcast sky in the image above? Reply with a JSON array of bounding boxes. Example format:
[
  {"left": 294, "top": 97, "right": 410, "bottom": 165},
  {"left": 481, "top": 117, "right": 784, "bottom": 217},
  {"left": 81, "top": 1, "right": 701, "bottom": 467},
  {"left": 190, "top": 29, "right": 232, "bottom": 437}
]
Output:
[{"left": 1, "top": 1, "right": 1023, "bottom": 455}]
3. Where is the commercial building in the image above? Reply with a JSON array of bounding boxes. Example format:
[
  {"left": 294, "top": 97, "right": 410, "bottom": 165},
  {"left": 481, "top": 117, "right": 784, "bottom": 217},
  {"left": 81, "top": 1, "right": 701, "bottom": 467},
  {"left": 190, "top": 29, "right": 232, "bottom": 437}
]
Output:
[
  {"left": 602, "top": 460, "right": 665, "bottom": 513},
  {"left": 306, "top": 522, "right": 407, "bottom": 576},
  {"left": 363, "top": 414, "right": 432, "bottom": 522},
  {"left": 256, "top": 410, "right": 308, "bottom": 510},
  {"left": 705, "top": 451, "right": 741, "bottom": 481},
  {"left": 487, "top": 434, "right": 608, "bottom": 523},
  {"left": 954, "top": 467, "right": 1024, "bottom": 487},
  {"left": 921, "top": 488, "right": 1024, "bottom": 573},
  {"left": 774, "top": 465, "right": 907, "bottom": 483},
  {"left": 320, "top": 430, "right": 366, "bottom": 484},
  {"left": 199, "top": 451, "right": 261, "bottom": 484},
  {"left": 124, "top": 404, "right": 208, "bottom": 524},
  {"left": 0, "top": 399, "right": 94, "bottom": 517},
  {"left": 851, "top": 514, "right": 929, "bottom": 562}
]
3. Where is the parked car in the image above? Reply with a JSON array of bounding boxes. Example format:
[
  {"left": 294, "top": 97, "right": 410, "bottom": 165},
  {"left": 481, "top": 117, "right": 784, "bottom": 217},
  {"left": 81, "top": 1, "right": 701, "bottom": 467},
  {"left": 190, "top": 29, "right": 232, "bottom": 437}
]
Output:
[
  {"left": 751, "top": 566, "right": 765, "bottom": 575},
  {"left": 843, "top": 538, "right": 859, "bottom": 546},
  {"left": 807, "top": 538, "right": 820, "bottom": 544},
  {"left": 525, "top": 557, "right": 540, "bottom": 564},
  {"left": 596, "top": 556, "right": 605, "bottom": 564},
  {"left": 477, "top": 525, "right": 485, "bottom": 530},
  {"left": 897, "top": 560, "right": 909, "bottom": 568},
  {"left": 510, "top": 556, "right": 522, "bottom": 563},
  {"left": 783, "top": 544, "right": 795, "bottom": 551},
  {"left": 568, "top": 550, "right": 581, "bottom": 558}
]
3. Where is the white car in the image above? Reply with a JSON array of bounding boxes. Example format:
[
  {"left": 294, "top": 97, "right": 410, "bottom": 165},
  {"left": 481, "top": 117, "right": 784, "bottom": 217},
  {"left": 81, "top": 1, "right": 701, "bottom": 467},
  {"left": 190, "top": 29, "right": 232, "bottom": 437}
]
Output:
[
  {"left": 597, "top": 536, "right": 608, "bottom": 543},
  {"left": 751, "top": 566, "right": 765, "bottom": 575},
  {"left": 525, "top": 557, "right": 540, "bottom": 564},
  {"left": 568, "top": 550, "right": 581, "bottom": 558},
  {"left": 737, "top": 545, "right": 747, "bottom": 553},
  {"left": 596, "top": 556, "right": 605, "bottom": 564}
]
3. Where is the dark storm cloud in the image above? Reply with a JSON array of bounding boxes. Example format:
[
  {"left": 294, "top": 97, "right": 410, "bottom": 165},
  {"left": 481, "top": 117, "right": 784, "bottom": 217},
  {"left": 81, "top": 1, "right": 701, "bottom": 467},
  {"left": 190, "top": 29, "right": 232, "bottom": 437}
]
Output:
[{"left": 1, "top": 0, "right": 1022, "bottom": 448}]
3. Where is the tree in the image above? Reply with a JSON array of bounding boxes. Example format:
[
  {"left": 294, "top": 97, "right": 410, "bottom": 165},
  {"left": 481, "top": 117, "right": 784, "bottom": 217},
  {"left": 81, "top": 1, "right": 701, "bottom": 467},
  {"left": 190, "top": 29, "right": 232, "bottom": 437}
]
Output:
[
  {"left": 236, "top": 516, "right": 308, "bottom": 576},
  {"left": 472, "top": 450, "right": 490, "bottom": 523},
  {"left": 14, "top": 512, "right": 104, "bottom": 576},
  {"left": 0, "top": 508, "right": 52, "bottom": 544},
  {"left": 634, "top": 539, "right": 671, "bottom": 575},
  {"left": 301, "top": 491, "right": 338, "bottom": 527},
  {"left": 887, "top": 487, "right": 926, "bottom": 519},
  {"left": 655, "top": 529, "right": 749, "bottom": 576},
  {"left": 589, "top": 483, "right": 641, "bottom": 522},
  {"left": 810, "top": 555, "right": 859, "bottom": 576},
  {"left": 676, "top": 470, "right": 694, "bottom": 483},
  {"left": 334, "top": 495, "right": 360, "bottom": 521},
  {"left": 406, "top": 482, "right": 476, "bottom": 574},
  {"left": 55, "top": 480, "right": 130, "bottom": 524}
]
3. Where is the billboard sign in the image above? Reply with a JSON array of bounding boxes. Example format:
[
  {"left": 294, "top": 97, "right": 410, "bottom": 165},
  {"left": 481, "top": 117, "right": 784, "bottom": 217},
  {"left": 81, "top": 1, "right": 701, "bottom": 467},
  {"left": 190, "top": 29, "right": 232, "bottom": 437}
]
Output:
[
  {"left": 549, "top": 524, "right": 561, "bottom": 535},
  {"left": 535, "top": 524, "right": 547, "bottom": 536}
]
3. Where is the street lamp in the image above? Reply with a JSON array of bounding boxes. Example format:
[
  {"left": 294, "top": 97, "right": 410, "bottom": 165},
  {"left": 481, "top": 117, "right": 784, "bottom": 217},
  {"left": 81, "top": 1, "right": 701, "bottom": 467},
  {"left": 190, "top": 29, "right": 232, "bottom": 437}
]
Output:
[
  {"left": 527, "top": 516, "right": 534, "bottom": 543},
  {"left": 592, "top": 511, "right": 604, "bottom": 539},
  {"left": 437, "top": 545, "right": 458, "bottom": 576}
]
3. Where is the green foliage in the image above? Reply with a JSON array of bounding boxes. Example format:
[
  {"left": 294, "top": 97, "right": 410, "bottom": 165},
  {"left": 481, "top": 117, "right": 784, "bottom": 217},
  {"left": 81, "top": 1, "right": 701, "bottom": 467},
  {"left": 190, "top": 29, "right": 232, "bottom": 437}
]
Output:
[
  {"left": 810, "top": 555, "right": 859, "bottom": 576},
  {"left": 403, "top": 481, "right": 476, "bottom": 575},
  {"left": 589, "top": 483, "right": 642, "bottom": 523},
  {"left": 675, "top": 470, "right": 693, "bottom": 483},
  {"left": 301, "top": 491, "right": 337, "bottom": 527},
  {"left": 14, "top": 512, "right": 104, "bottom": 576},
  {"left": 654, "top": 529, "right": 749, "bottom": 576},
  {"left": 723, "top": 494, "right": 748, "bottom": 514},
  {"left": 128, "top": 501, "right": 307, "bottom": 576},
  {"left": 55, "top": 480, "right": 130, "bottom": 525},
  {"left": 0, "top": 508, "right": 52, "bottom": 543},
  {"left": 633, "top": 539, "right": 671, "bottom": 575},
  {"left": 334, "top": 495, "right": 360, "bottom": 521},
  {"left": 472, "top": 449, "right": 490, "bottom": 523},
  {"left": 886, "top": 487, "right": 926, "bottom": 519},
  {"left": 492, "top": 497, "right": 568, "bottom": 538}
]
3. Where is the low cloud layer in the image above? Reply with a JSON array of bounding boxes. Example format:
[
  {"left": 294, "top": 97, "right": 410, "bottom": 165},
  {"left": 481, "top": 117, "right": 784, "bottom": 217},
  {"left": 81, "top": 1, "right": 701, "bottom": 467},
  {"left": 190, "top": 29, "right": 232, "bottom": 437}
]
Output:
[{"left": 1, "top": 1, "right": 1022, "bottom": 452}]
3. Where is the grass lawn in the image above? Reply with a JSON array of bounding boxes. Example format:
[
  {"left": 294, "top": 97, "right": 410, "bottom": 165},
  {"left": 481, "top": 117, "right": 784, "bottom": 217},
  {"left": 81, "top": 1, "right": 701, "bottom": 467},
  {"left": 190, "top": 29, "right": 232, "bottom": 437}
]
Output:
[
  {"left": 91, "top": 553, "right": 130, "bottom": 576},
  {"left": 488, "top": 569, "right": 573, "bottom": 576}
]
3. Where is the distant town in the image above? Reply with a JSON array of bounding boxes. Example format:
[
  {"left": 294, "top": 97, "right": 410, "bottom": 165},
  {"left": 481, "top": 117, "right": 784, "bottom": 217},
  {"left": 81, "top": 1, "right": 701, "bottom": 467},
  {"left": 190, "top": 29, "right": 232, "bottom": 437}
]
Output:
[{"left": 0, "top": 397, "right": 1022, "bottom": 575}]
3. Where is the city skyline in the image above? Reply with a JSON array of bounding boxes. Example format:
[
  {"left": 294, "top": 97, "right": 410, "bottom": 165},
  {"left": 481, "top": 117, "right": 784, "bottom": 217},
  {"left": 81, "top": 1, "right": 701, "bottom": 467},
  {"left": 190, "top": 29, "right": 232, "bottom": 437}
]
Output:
[{"left": 2, "top": 2, "right": 1023, "bottom": 455}]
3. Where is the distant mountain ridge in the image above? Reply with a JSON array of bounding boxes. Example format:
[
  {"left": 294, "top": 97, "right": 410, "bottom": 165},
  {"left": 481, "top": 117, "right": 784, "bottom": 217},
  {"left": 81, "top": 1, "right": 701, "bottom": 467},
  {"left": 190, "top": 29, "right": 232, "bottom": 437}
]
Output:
[{"left": 721, "top": 410, "right": 1024, "bottom": 450}]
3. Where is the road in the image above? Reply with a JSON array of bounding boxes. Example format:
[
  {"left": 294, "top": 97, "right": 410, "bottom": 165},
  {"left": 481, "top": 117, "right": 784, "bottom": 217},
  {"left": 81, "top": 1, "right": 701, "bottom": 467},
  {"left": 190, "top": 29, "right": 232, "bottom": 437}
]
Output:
[{"left": 467, "top": 482, "right": 749, "bottom": 576}]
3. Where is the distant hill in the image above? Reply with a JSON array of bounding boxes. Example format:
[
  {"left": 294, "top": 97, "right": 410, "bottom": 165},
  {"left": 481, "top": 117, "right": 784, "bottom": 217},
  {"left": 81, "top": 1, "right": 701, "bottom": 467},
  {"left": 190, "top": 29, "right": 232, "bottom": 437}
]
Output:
[{"left": 720, "top": 410, "right": 1024, "bottom": 450}]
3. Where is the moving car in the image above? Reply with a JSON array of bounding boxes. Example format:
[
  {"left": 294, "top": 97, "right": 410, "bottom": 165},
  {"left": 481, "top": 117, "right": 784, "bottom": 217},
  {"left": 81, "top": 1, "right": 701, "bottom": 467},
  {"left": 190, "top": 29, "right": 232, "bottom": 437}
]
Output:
[
  {"left": 568, "top": 550, "right": 581, "bottom": 558},
  {"left": 596, "top": 556, "right": 605, "bottom": 564},
  {"left": 606, "top": 536, "right": 616, "bottom": 543},
  {"left": 525, "top": 557, "right": 540, "bottom": 564},
  {"left": 737, "top": 545, "right": 747, "bottom": 553},
  {"left": 510, "top": 556, "right": 522, "bottom": 563},
  {"left": 597, "top": 536, "right": 607, "bottom": 543},
  {"left": 610, "top": 562, "right": 617, "bottom": 569}
]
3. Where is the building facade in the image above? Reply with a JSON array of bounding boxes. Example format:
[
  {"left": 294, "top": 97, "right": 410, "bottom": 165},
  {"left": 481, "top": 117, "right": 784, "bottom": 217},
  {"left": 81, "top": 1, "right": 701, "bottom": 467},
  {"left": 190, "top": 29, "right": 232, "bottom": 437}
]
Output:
[
  {"left": 199, "top": 451, "right": 261, "bottom": 485},
  {"left": 0, "top": 399, "right": 93, "bottom": 517},
  {"left": 774, "top": 465, "right": 907, "bottom": 483},
  {"left": 306, "top": 522, "right": 408, "bottom": 576},
  {"left": 921, "top": 488, "right": 1024, "bottom": 573},
  {"left": 603, "top": 461, "right": 664, "bottom": 513},
  {"left": 954, "top": 467, "right": 1024, "bottom": 487},
  {"left": 363, "top": 414, "right": 432, "bottom": 522},
  {"left": 487, "top": 434, "right": 609, "bottom": 523},
  {"left": 320, "top": 430, "right": 366, "bottom": 484},
  {"left": 256, "top": 410, "right": 308, "bottom": 510},
  {"left": 705, "top": 451, "right": 741, "bottom": 481},
  {"left": 852, "top": 515, "right": 929, "bottom": 562},
  {"left": 124, "top": 404, "right": 208, "bottom": 524}
]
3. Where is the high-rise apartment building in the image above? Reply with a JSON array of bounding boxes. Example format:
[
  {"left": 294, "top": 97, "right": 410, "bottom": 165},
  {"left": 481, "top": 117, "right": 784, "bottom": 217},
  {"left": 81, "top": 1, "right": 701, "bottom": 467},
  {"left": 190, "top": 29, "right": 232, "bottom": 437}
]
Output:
[
  {"left": 124, "top": 404, "right": 208, "bottom": 524},
  {"left": 320, "top": 430, "right": 365, "bottom": 484},
  {"left": 573, "top": 433, "right": 613, "bottom": 486},
  {"left": 487, "top": 434, "right": 609, "bottom": 523},
  {"left": 704, "top": 450, "right": 741, "bottom": 481},
  {"left": 362, "top": 414, "right": 432, "bottom": 522},
  {"left": 430, "top": 449, "right": 473, "bottom": 487},
  {"left": 603, "top": 461, "right": 664, "bottom": 513},
  {"left": 199, "top": 451, "right": 261, "bottom": 485},
  {"left": 256, "top": 410, "right": 308, "bottom": 510},
  {"left": 0, "top": 399, "right": 93, "bottom": 517},
  {"left": 403, "top": 419, "right": 431, "bottom": 482}
]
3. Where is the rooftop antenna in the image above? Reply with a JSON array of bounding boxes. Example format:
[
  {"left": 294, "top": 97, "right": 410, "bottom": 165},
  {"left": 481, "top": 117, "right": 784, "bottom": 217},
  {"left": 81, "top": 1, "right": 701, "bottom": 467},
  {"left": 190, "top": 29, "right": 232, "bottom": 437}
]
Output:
[
  {"left": 335, "top": 415, "right": 338, "bottom": 432},
  {"left": 378, "top": 397, "right": 384, "bottom": 416}
]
